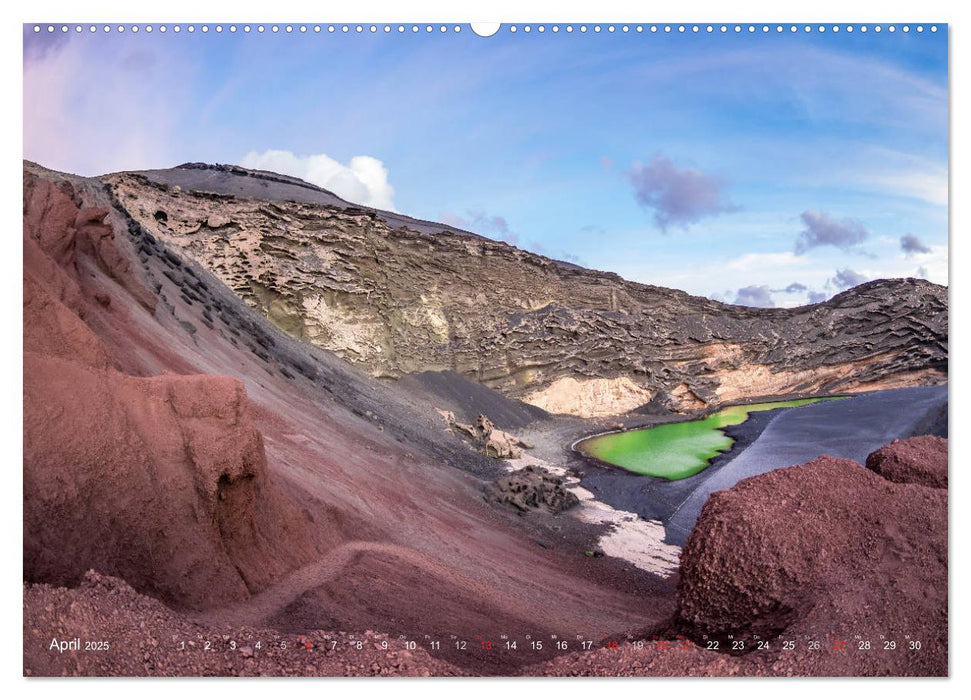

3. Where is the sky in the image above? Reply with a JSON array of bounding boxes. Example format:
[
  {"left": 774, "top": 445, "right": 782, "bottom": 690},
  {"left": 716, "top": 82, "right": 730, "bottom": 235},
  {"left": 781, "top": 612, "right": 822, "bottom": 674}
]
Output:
[{"left": 23, "top": 23, "right": 949, "bottom": 307}]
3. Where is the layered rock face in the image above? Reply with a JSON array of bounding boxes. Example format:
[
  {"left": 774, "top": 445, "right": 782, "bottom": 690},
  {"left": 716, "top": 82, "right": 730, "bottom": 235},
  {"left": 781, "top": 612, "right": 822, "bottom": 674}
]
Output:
[
  {"left": 104, "top": 164, "right": 947, "bottom": 416},
  {"left": 23, "top": 171, "right": 317, "bottom": 609}
]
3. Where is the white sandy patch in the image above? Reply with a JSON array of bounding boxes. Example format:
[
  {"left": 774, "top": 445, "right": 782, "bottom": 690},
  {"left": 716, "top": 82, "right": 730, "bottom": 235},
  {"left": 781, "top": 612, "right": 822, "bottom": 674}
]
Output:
[
  {"left": 505, "top": 454, "right": 681, "bottom": 577},
  {"left": 572, "top": 486, "right": 681, "bottom": 578},
  {"left": 504, "top": 454, "right": 568, "bottom": 476}
]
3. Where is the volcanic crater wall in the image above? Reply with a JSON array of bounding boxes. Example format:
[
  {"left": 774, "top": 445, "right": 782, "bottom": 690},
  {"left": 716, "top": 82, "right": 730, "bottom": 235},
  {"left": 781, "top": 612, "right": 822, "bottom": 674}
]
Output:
[
  {"left": 23, "top": 170, "right": 317, "bottom": 609},
  {"left": 105, "top": 165, "right": 947, "bottom": 416}
]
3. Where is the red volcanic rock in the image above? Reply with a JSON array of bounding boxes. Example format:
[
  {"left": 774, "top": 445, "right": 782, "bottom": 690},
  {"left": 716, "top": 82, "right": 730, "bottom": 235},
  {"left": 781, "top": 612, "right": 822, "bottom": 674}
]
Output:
[
  {"left": 74, "top": 205, "right": 157, "bottom": 311},
  {"left": 23, "top": 172, "right": 156, "bottom": 314},
  {"left": 23, "top": 174, "right": 81, "bottom": 269},
  {"left": 674, "top": 452, "right": 947, "bottom": 675},
  {"left": 533, "top": 447, "right": 949, "bottom": 677},
  {"left": 23, "top": 171, "right": 316, "bottom": 609},
  {"left": 679, "top": 456, "right": 869, "bottom": 636},
  {"left": 24, "top": 357, "right": 316, "bottom": 608},
  {"left": 865, "top": 435, "right": 948, "bottom": 488}
]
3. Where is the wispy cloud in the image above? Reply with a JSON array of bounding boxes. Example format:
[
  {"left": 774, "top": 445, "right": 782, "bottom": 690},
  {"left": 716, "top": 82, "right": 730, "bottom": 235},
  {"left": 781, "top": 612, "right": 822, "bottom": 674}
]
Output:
[
  {"left": 795, "top": 210, "right": 869, "bottom": 255},
  {"left": 628, "top": 155, "right": 736, "bottom": 232},
  {"left": 841, "top": 147, "right": 948, "bottom": 207},
  {"left": 829, "top": 268, "right": 869, "bottom": 290},
  {"left": 900, "top": 233, "right": 931, "bottom": 255},
  {"left": 23, "top": 33, "right": 191, "bottom": 174},
  {"left": 733, "top": 285, "right": 775, "bottom": 308}
]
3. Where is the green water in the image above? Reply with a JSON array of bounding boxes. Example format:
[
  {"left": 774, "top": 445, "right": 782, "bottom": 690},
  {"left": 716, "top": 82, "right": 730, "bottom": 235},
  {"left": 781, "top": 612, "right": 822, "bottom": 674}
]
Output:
[{"left": 577, "top": 397, "right": 843, "bottom": 480}]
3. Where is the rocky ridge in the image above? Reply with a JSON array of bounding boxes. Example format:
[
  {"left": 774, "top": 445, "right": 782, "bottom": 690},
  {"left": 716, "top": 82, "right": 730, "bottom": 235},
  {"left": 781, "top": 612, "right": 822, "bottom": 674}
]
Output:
[{"left": 102, "top": 163, "right": 947, "bottom": 416}]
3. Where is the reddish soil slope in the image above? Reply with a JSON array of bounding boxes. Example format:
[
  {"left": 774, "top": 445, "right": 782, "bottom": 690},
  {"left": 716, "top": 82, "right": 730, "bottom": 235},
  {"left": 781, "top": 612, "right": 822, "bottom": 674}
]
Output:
[{"left": 23, "top": 163, "right": 671, "bottom": 675}]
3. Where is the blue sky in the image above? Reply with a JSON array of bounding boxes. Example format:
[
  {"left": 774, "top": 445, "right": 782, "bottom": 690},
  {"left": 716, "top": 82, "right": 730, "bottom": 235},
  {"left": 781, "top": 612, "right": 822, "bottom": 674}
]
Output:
[{"left": 23, "top": 24, "right": 948, "bottom": 306}]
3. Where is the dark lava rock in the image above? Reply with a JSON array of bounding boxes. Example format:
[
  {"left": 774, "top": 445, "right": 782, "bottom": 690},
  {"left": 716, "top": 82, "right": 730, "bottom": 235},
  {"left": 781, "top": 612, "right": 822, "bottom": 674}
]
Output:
[
  {"left": 865, "top": 435, "right": 948, "bottom": 488},
  {"left": 484, "top": 466, "right": 579, "bottom": 514}
]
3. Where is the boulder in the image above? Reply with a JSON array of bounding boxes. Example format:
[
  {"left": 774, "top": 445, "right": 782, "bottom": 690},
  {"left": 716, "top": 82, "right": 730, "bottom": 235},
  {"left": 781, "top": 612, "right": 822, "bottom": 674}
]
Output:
[{"left": 865, "top": 435, "right": 948, "bottom": 488}]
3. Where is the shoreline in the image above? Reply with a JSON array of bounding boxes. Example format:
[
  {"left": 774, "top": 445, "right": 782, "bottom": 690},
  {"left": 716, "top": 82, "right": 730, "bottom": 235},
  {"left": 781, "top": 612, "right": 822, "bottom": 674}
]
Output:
[{"left": 571, "top": 405, "right": 790, "bottom": 526}]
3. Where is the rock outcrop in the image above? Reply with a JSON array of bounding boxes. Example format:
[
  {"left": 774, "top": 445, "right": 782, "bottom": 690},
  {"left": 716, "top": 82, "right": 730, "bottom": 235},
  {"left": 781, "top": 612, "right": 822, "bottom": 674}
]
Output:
[
  {"left": 23, "top": 171, "right": 316, "bottom": 609},
  {"left": 484, "top": 466, "right": 580, "bottom": 514},
  {"left": 865, "top": 435, "right": 948, "bottom": 488},
  {"left": 102, "top": 164, "right": 947, "bottom": 417},
  {"left": 674, "top": 438, "right": 946, "bottom": 674},
  {"left": 440, "top": 411, "right": 532, "bottom": 459},
  {"left": 531, "top": 437, "right": 948, "bottom": 677}
]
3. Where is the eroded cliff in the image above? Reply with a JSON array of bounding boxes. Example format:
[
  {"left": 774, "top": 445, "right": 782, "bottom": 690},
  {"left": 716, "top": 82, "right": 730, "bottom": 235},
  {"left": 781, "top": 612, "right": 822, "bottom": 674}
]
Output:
[{"left": 103, "top": 164, "right": 947, "bottom": 416}]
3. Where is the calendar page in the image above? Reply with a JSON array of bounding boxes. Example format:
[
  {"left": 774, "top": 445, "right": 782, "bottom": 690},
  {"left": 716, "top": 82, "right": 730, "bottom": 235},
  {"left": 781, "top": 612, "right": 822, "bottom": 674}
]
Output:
[{"left": 21, "top": 16, "right": 949, "bottom": 679}]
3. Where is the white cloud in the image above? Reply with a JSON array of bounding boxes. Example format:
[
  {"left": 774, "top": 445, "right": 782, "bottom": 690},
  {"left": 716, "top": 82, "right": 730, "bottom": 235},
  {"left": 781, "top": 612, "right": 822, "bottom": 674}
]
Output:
[{"left": 240, "top": 149, "right": 396, "bottom": 211}]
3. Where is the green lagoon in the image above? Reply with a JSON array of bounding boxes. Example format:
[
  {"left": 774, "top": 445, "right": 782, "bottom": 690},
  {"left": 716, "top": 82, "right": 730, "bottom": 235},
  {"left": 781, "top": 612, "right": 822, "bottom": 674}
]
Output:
[{"left": 576, "top": 397, "right": 843, "bottom": 480}]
